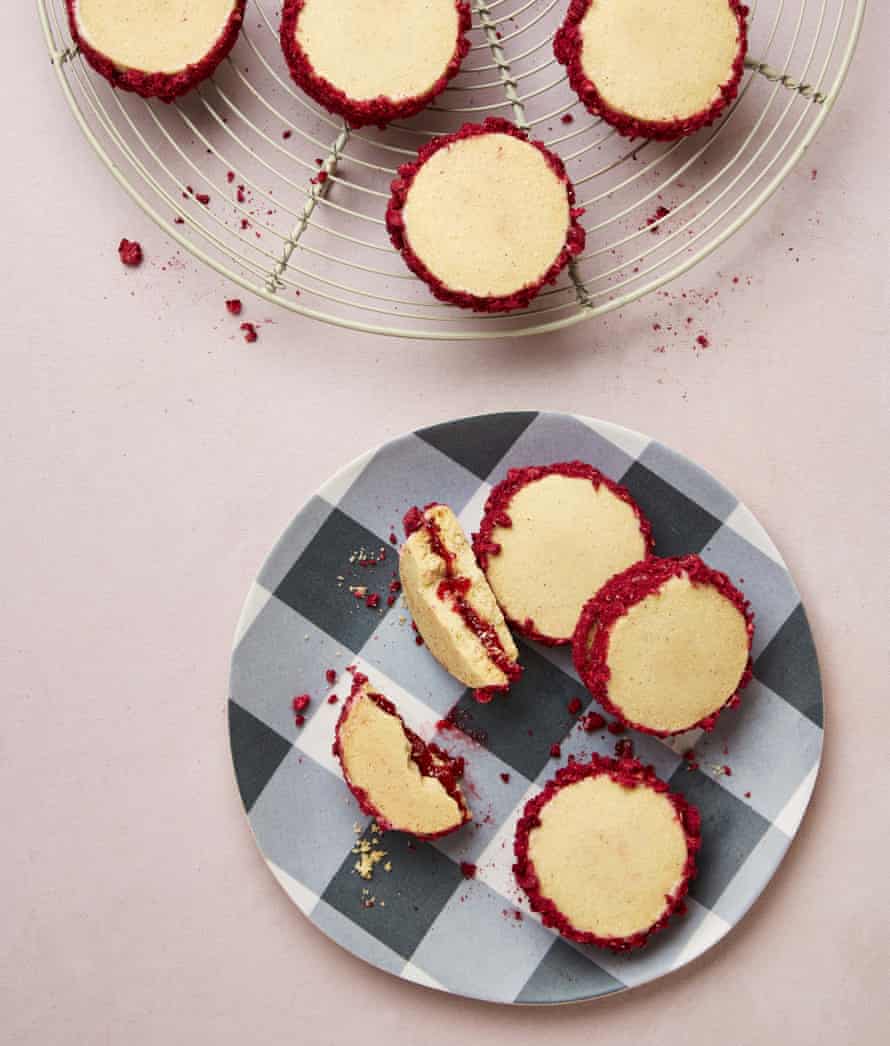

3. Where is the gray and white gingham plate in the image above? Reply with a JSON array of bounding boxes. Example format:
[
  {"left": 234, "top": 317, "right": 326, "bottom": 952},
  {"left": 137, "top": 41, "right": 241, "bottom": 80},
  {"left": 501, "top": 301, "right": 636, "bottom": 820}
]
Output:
[{"left": 228, "top": 412, "right": 823, "bottom": 1005}]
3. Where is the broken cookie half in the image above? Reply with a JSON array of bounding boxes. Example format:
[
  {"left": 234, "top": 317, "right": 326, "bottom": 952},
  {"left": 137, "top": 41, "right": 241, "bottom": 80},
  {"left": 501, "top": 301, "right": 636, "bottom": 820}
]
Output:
[
  {"left": 400, "top": 503, "right": 522, "bottom": 703},
  {"left": 333, "top": 674, "right": 471, "bottom": 839}
]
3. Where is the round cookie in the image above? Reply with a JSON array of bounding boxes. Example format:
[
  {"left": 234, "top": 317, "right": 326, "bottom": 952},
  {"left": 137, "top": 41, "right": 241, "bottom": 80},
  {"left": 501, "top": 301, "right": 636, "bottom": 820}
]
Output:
[
  {"left": 67, "top": 0, "right": 246, "bottom": 102},
  {"left": 573, "top": 554, "right": 754, "bottom": 735},
  {"left": 333, "top": 675, "right": 471, "bottom": 838},
  {"left": 554, "top": 0, "right": 748, "bottom": 140},
  {"left": 386, "top": 119, "right": 586, "bottom": 312},
  {"left": 280, "top": 0, "right": 470, "bottom": 128},
  {"left": 514, "top": 755, "right": 701, "bottom": 950},
  {"left": 400, "top": 504, "right": 522, "bottom": 703},
  {"left": 473, "top": 462, "right": 653, "bottom": 644}
]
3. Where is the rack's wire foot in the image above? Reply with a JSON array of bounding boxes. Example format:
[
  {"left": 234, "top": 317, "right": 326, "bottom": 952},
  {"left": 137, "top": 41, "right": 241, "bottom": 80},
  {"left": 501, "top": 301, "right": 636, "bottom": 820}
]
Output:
[{"left": 746, "top": 56, "right": 826, "bottom": 104}]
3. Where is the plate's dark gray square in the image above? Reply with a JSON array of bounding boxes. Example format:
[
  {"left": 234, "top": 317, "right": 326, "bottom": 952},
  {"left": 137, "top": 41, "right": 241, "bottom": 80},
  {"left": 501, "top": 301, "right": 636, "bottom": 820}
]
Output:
[
  {"left": 638, "top": 442, "right": 738, "bottom": 522},
  {"left": 669, "top": 767, "right": 771, "bottom": 909},
  {"left": 257, "top": 496, "right": 333, "bottom": 594},
  {"left": 517, "top": 938, "right": 624, "bottom": 1004},
  {"left": 447, "top": 642, "right": 589, "bottom": 782},
  {"left": 417, "top": 412, "right": 538, "bottom": 481},
  {"left": 619, "top": 460, "right": 723, "bottom": 555},
  {"left": 754, "top": 604, "right": 823, "bottom": 727},
  {"left": 321, "top": 826, "right": 464, "bottom": 960},
  {"left": 228, "top": 700, "right": 292, "bottom": 812},
  {"left": 274, "top": 507, "right": 394, "bottom": 653}
]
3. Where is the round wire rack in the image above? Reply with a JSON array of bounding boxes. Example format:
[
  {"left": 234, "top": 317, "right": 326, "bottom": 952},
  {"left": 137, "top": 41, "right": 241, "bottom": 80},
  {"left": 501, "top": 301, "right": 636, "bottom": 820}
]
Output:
[{"left": 39, "top": 0, "right": 864, "bottom": 340}]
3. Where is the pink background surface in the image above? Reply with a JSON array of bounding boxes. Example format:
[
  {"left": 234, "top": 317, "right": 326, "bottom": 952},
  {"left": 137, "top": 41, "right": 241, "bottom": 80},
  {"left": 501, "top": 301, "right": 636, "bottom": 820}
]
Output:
[{"left": 3, "top": 8, "right": 889, "bottom": 1045}]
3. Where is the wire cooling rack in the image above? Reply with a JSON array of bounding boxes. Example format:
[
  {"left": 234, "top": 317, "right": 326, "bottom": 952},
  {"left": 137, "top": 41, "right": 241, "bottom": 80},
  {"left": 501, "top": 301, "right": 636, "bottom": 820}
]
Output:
[{"left": 40, "top": 0, "right": 863, "bottom": 340}]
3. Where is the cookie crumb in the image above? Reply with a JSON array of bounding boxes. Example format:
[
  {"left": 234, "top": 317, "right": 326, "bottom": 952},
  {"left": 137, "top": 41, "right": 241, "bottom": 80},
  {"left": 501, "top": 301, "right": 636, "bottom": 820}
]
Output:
[{"left": 118, "top": 239, "right": 143, "bottom": 267}]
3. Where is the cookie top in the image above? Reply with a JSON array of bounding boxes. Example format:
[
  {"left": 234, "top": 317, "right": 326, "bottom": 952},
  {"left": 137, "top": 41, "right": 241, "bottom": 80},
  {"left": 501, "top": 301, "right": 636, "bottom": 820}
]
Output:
[
  {"left": 400, "top": 504, "right": 521, "bottom": 702},
  {"left": 387, "top": 119, "right": 585, "bottom": 312},
  {"left": 280, "top": 0, "right": 470, "bottom": 127},
  {"left": 68, "top": 0, "right": 245, "bottom": 100},
  {"left": 574, "top": 554, "right": 754, "bottom": 735},
  {"left": 474, "top": 462, "right": 652, "bottom": 644},
  {"left": 514, "top": 756, "right": 700, "bottom": 949},
  {"left": 555, "top": 0, "right": 748, "bottom": 140},
  {"left": 333, "top": 676, "right": 470, "bottom": 838}
]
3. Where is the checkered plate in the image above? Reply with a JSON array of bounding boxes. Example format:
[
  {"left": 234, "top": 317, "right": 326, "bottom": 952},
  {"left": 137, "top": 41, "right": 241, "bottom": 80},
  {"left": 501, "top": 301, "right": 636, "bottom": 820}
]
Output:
[{"left": 228, "top": 411, "right": 823, "bottom": 1005}]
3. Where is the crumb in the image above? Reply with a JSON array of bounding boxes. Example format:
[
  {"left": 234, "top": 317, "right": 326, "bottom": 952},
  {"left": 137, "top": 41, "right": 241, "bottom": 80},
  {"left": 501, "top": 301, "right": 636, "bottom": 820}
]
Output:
[
  {"left": 236, "top": 185, "right": 246, "bottom": 203},
  {"left": 225, "top": 298, "right": 242, "bottom": 316},
  {"left": 549, "top": 743, "right": 561, "bottom": 758},
  {"left": 195, "top": 193, "right": 210, "bottom": 206},
  {"left": 293, "top": 714, "right": 305, "bottom": 727},
  {"left": 353, "top": 838, "right": 387, "bottom": 880},
  {"left": 282, "top": 129, "right": 292, "bottom": 139},
  {"left": 118, "top": 239, "right": 143, "bottom": 267},
  {"left": 614, "top": 738, "right": 634, "bottom": 759},
  {"left": 499, "top": 772, "right": 510, "bottom": 783},
  {"left": 365, "top": 593, "right": 380, "bottom": 609},
  {"left": 327, "top": 694, "right": 338, "bottom": 704},
  {"left": 606, "top": 720, "right": 626, "bottom": 735},
  {"left": 646, "top": 205, "right": 671, "bottom": 231},
  {"left": 292, "top": 694, "right": 310, "bottom": 713},
  {"left": 744, "top": 790, "right": 752, "bottom": 798},
  {"left": 325, "top": 669, "right": 337, "bottom": 684},
  {"left": 582, "top": 712, "right": 606, "bottom": 732},
  {"left": 459, "top": 862, "right": 477, "bottom": 879},
  {"left": 696, "top": 334, "right": 710, "bottom": 348},
  {"left": 567, "top": 697, "right": 582, "bottom": 715},
  {"left": 226, "top": 171, "right": 235, "bottom": 183},
  {"left": 560, "top": 112, "right": 574, "bottom": 124},
  {"left": 240, "top": 322, "right": 258, "bottom": 343}
]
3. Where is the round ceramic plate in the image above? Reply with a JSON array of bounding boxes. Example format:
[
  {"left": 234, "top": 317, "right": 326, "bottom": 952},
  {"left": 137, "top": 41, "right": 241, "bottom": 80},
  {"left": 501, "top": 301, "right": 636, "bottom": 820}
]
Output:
[{"left": 228, "top": 411, "right": 823, "bottom": 1005}]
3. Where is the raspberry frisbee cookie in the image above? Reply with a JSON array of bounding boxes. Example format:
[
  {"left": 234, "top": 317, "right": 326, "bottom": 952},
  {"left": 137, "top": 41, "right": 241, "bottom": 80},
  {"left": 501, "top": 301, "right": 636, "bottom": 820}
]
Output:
[
  {"left": 514, "top": 755, "right": 701, "bottom": 950},
  {"left": 386, "top": 119, "right": 585, "bottom": 312},
  {"left": 573, "top": 554, "right": 754, "bottom": 735},
  {"left": 400, "top": 504, "right": 521, "bottom": 703},
  {"left": 67, "top": 0, "right": 246, "bottom": 102},
  {"left": 333, "top": 674, "right": 471, "bottom": 838},
  {"left": 280, "top": 0, "right": 471, "bottom": 128},
  {"left": 474, "top": 462, "right": 652, "bottom": 644},
  {"left": 554, "top": 0, "right": 748, "bottom": 140}
]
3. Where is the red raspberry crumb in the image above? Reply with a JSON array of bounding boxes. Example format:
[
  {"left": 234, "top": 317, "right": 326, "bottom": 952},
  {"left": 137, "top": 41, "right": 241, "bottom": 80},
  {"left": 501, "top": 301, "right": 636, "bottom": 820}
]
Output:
[
  {"left": 389, "top": 580, "right": 402, "bottom": 594},
  {"left": 414, "top": 635, "right": 424, "bottom": 646},
  {"left": 744, "top": 790, "right": 751, "bottom": 798},
  {"left": 365, "top": 593, "right": 380, "bottom": 609},
  {"left": 282, "top": 129, "right": 292, "bottom": 139},
  {"left": 226, "top": 171, "right": 235, "bottom": 183},
  {"left": 500, "top": 772, "right": 510, "bottom": 783},
  {"left": 327, "top": 694, "right": 338, "bottom": 705},
  {"left": 240, "top": 322, "right": 258, "bottom": 343},
  {"left": 236, "top": 185, "right": 246, "bottom": 203},
  {"left": 459, "top": 862, "right": 477, "bottom": 879},
  {"left": 225, "top": 298, "right": 243, "bottom": 316},
  {"left": 560, "top": 113, "right": 574, "bottom": 124},
  {"left": 606, "top": 720, "right": 626, "bottom": 735},
  {"left": 386, "top": 595, "right": 396, "bottom": 607},
  {"left": 195, "top": 193, "right": 210, "bottom": 206},
  {"left": 567, "top": 697, "right": 582, "bottom": 715},
  {"left": 582, "top": 712, "right": 606, "bottom": 732},
  {"left": 389, "top": 532, "right": 398, "bottom": 544},
  {"left": 697, "top": 335, "right": 710, "bottom": 348},
  {"left": 722, "top": 764, "right": 732, "bottom": 776},
  {"left": 293, "top": 714, "right": 305, "bottom": 726},
  {"left": 615, "top": 738, "right": 634, "bottom": 759},
  {"left": 173, "top": 217, "right": 185, "bottom": 225},
  {"left": 325, "top": 669, "right": 337, "bottom": 685},
  {"left": 292, "top": 694, "right": 310, "bottom": 713},
  {"left": 118, "top": 239, "right": 143, "bottom": 267},
  {"left": 549, "top": 743, "right": 561, "bottom": 758}
]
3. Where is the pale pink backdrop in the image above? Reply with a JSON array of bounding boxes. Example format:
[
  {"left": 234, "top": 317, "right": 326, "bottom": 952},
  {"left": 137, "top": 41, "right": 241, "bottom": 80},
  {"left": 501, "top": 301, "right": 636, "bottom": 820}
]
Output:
[{"left": 2, "top": 7, "right": 889, "bottom": 1046}]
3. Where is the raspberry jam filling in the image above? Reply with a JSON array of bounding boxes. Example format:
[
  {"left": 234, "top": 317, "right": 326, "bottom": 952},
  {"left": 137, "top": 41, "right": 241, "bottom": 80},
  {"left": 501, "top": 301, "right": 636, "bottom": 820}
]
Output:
[{"left": 404, "top": 505, "right": 521, "bottom": 702}]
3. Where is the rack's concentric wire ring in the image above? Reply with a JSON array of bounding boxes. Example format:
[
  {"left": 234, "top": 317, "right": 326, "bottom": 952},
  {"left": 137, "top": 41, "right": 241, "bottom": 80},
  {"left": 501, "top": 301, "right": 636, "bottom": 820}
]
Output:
[{"left": 39, "top": 0, "right": 864, "bottom": 340}]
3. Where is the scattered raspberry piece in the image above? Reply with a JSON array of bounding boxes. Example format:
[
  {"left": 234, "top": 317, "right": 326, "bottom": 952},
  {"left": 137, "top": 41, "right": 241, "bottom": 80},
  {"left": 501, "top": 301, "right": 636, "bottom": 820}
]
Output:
[
  {"left": 606, "top": 720, "right": 626, "bottom": 735},
  {"left": 365, "top": 593, "right": 380, "bottom": 609},
  {"left": 388, "top": 580, "right": 402, "bottom": 594},
  {"left": 292, "top": 694, "right": 310, "bottom": 713},
  {"left": 240, "top": 322, "right": 258, "bottom": 343},
  {"left": 722, "top": 764, "right": 732, "bottom": 776},
  {"left": 414, "top": 635, "right": 424, "bottom": 646},
  {"left": 236, "top": 185, "right": 246, "bottom": 203},
  {"left": 459, "top": 862, "right": 477, "bottom": 879},
  {"left": 697, "top": 334, "right": 710, "bottom": 348},
  {"left": 567, "top": 697, "right": 582, "bottom": 715},
  {"left": 118, "top": 239, "right": 143, "bottom": 267},
  {"left": 226, "top": 171, "right": 235, "bottom": 183},
  {"left": 282, "top": 129, "right": 292, "bottom": 139},
  {"left": 389, "top": 532, "right": 398, "bottom": 544},
  {"left": 325, "top": 669, "right": 337, "bottom": 685},
  {"left": 582, "top": 712, "right": 606, "bottom": 732},
  {"left": 499, "top": 772, "right": 510, "bottom": 783},
  {"left": 173, "top": 217, "right": 185, "bottom": 225},
  {"left": 386, "top": 595, "right": 396, "bottom": 607},
  {"left": 327, "top": 694, "right": 338, "bottom": 704},
  {"left": 744, "top": 790, "right": 751, "bottom": 798},
  {"left": 614, "top": 738, "right": 634, "bottom": 759},
  {"left": 560, "top": 112, "right": 574, "bottom": 124},
  {"left": 195, "top": 193, "right": 210, "bottom": 206},
  {"left": 549, "top": 743, "right": 561, "bottom": 758},
  {"left": 294, "top": 713, "right": 305, "bottom": 727},
  {"left": 225, "top": 298, "right": 243, "bottom": 316}
]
